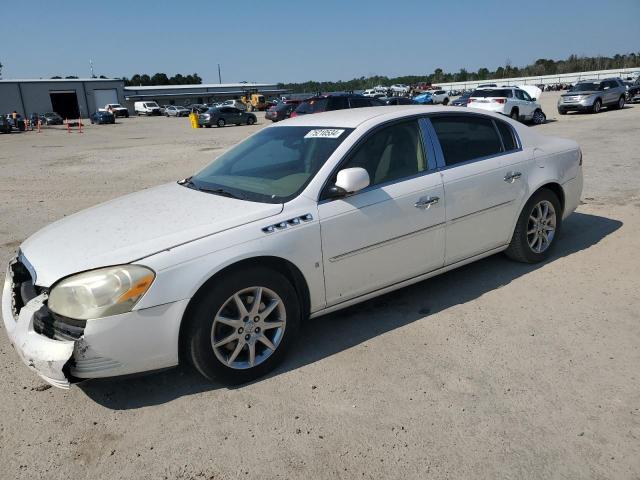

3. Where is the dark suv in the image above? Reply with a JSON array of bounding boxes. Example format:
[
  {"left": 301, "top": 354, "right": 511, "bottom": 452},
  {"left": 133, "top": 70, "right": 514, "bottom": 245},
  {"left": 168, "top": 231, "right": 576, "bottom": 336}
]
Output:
[{"left": 291, "top": 94, "right": 383, "bottom": 117}]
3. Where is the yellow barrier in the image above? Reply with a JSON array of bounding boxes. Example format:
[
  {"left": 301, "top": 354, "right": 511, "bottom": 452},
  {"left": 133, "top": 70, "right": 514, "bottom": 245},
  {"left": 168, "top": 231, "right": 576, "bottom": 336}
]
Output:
[{"left": 189, "top": 112, "right": 200, "bottom": 129}]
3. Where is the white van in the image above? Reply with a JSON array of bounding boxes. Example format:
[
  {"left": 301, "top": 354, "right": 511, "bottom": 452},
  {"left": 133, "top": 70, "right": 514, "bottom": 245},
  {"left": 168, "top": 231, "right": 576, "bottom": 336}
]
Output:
[{"left": 134, "top": 101, "right": 161, "bottom": 116}]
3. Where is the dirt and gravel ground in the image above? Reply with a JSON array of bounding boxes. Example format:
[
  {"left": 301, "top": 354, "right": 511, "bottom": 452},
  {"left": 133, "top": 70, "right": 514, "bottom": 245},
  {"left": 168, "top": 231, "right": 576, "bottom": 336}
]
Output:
[{"left": 1, "top": 92, "right": 638, "bottom": 479}]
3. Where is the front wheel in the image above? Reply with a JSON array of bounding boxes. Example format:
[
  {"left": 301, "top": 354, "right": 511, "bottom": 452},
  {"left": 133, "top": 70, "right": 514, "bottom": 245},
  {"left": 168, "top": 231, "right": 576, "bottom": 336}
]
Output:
[
  {"left": 592, "top": 99, "right": 602, "bottom": 114},
  {"left": 247, "top": 116, "right": 255, "bottom": 125},
  {"left": 217, "top": 118, "right": 225, "bottom": 127},
  {"left": 532, "top": 109, "right": 546, "bottom": 125},
  {"left": 442, "top": 98, "right": 449, "bottom": 106},
  {"left": 184, "top": 266, "right": 301, "bottom": 384},
  {"left": 614, "top": 96, "right": 625, "bottom": 110},
  {"left": 505, "top": 188, "right": 562, "bottom": 263}
]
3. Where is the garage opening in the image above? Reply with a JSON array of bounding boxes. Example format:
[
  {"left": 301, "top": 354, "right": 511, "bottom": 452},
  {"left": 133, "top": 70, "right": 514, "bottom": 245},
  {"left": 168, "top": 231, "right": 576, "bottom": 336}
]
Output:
[{"left": 49, "top": 91, "right": 80, "bottom": 119}]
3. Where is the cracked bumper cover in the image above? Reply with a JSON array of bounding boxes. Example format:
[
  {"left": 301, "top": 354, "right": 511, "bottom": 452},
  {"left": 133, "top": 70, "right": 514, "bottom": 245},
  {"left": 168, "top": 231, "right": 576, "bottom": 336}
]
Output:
[{"left": 3, "top": 269, "right": 190, "bottom": 389}]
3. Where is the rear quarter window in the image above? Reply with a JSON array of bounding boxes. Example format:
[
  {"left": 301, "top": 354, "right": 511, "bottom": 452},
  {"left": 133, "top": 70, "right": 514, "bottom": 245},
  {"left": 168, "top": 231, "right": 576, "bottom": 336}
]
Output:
[
  {"left": 494, "top": 120, "right": 518, "bottom": 151},
  {"left": 431, "top": 115, "right": 504, "bottom": 166}
]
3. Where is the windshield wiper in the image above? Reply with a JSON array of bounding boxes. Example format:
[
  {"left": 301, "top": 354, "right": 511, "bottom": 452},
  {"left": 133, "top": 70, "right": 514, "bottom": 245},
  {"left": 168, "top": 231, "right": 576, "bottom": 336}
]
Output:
[{"left": 178, "top": 177, "right": 244, "bottom": 200}]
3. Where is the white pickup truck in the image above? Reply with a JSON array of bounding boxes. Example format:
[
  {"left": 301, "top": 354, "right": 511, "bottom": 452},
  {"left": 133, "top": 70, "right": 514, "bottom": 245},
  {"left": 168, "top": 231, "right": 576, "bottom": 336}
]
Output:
[{"left": 100, "top": 103, "right": 129, "bottom": 117}]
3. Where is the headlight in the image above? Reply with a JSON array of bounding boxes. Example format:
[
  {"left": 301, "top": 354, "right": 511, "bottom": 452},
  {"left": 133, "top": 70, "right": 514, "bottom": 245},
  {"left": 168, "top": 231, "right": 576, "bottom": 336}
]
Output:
[{"left": 48, "top": 265, "right": 155, "bottom": 320}]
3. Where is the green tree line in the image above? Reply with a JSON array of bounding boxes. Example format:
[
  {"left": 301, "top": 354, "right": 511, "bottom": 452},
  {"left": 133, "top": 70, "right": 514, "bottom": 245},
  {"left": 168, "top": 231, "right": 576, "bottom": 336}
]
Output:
[
  {"left": 122, "top": 73, "right": 202, "bottom": 86},
  {"left": 278, "top": 52, "right": 640, "bottom": 93}
]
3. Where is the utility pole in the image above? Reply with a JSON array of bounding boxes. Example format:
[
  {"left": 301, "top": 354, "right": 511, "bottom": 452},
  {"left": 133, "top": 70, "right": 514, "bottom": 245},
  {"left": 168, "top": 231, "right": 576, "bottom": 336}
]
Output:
[
  {"left": 218, "top": 64, "right": 222, "bottom": 84},
  {"left": 90, "top": 59, "right": 95, "bottom": 78}
]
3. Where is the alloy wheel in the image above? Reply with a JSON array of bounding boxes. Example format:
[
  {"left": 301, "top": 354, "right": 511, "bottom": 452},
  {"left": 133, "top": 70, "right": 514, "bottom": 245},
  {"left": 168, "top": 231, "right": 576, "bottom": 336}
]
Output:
[
  {"left": 527, "top": 200, "right": 556, "bottom": 253},
  {"left": 211, "top": 286, "right": 286, "bottom": 370},
  {"left": 533, "top": 110, "right": 546, "bottom": 124}
]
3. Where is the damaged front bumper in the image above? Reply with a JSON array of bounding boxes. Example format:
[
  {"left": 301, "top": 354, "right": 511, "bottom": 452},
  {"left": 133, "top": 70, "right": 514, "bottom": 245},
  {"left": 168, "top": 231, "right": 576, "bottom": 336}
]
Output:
[
  {"left": 2, "top": 259, "right": 189, "bottom": 390},
  {"left": 2, "top": 280, "right": 74, "bottom": 388}
]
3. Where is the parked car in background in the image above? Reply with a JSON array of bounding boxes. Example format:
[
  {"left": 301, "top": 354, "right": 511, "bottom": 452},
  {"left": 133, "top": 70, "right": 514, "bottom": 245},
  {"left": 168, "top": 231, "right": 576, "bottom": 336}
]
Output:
[
  {"left": 478, "top": 83, "right": 498, "bottom": 88},
  {"left": 379, "top": 96, "right": 417, "bottom": 105},
  {"left": 165, "top": 106, "right": 190, "bottom": 117},
  {"left": 188, "top": 104, "right": 210, "bottom": 114},
  {"left": 430, "top": 90, "right": 450, "bottom": 105},
  {"left": 265, "top": 103, "right": 297, "bottom": 122},
  {"left": 38, "top": 112, "right": 64, "bottom": 125},
  {"left": 627, "top": 78, "right": 640, "bottom": 103},
  {"left": 389, "top": 84, "right": 410, "bottom": 94},
  {"left": 291, "top": 94, "right": 383, "bottom": 117},
  {"left": 450, "top": 91, "right": 472, "bottom": 107},
  {"left": 104, "top": 104, "right": 129, "bottom": 117},
  {"left": 134, "top": 101, "right": 162, "bottom": 115},
  {"left": 362, "top": 89, "right": 386, "bottom": 98},
  {"left": 90, "top": 111, "right": 115, "bottom": 124},
  {"left": 468, "top": 86, "right": 546, "bottom": 124},
  {"left": 198, "top": 107, "right": 257, "bottom": 128},
  {"left": 220, "top": 100, "right": 247, "bottom": 111},
  {"left": 4, "top": 113, "right": 26, "bottom": 131},
  {"left": 413, "top": 92, "right": 434, "bottom": 105},
  {"left": 0, "top": 115, "right": 11, "bottom": 133},
  {"left": 2, "top": 106, "right": 583, "bottom": 388},
  {"left": 557, "top": 78, "right": 627, "bottom": 114}
]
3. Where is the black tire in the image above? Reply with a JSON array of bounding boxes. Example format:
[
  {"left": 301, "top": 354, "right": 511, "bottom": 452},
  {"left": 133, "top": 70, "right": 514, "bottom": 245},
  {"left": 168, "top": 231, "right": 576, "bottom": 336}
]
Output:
[
  {"left": 217, "top": 118, "right": 225, "bottom": 127},
  {"left": 510, "top": 109, "right": 519, "bottom": 121},
  {"left": 614, "top": 96, "right": 625, "bottom": 110},
  {"left": 184, "top": 266, "right": 301, "bottom": 384},
  {"left": 505, "top": 188, "right": 562, "bottom": 263},
  {"left": 532, "top": 109, "right": 546, "bottom": 125},
  {"left": 591, "top": 99, "right": 601, "bottom": 114},
  {"left": 442, "top": 97, "right": 449, "bottom": 106},
  {"left": 558, "top": 109, "right": 567, "bottom": 115},
  {"left": 204, "top": 124, "right": 211, "bottom": 128},
  {"left": 247, "top": 116, "right": 255, "bottom": 125}
]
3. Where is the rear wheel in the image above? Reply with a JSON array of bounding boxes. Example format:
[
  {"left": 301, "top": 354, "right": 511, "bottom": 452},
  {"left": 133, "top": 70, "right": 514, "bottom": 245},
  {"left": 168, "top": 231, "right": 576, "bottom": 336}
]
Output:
[
  {"left": 505, "top": 188, "right": 562, "bottom": 263},
  {"left": 442, "top": 98, "right": 449, "bottom": 106},
  {"left": 184, "top": 266, "right": 301, "bottom": 384},
  {"left": 557, "top": 109, "right": 567, "bottom": 115},
  {"left": 247, "top": 116, "right": 255, "bottom": 125},
  {"left": 510, "top": 109, "right": 519, "bottom": 121},
  {"left": 592, "top": 99, "right": 602, "bottom": 114}
]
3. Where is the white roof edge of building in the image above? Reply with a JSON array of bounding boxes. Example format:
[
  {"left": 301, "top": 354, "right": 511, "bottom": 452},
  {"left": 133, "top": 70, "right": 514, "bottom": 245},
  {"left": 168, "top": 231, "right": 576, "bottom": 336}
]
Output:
[{"left": 0, "top": 78, "right": 123, "bottom": 82}]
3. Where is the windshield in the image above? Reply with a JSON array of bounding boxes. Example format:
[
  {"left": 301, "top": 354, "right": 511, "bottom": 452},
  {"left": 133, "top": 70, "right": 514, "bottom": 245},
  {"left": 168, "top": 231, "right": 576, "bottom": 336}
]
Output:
[
  {"left": 571, "top": 82, "right": 601, "bottom": 92},
  {"left": 296, "top": 98, "right": 328, "bottom": 114},
  {"left": 471, "top": 89, "right": 512, "bottom": 98},
  {"left": 189, "top": 126, "right": 353, "bottom": 203}
]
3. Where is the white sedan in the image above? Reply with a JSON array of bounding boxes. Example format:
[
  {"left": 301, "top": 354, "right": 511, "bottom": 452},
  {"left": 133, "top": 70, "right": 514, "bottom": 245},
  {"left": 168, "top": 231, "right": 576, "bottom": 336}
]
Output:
[{"left": 3, "top": 106, "right": 583, "bottom": 388}]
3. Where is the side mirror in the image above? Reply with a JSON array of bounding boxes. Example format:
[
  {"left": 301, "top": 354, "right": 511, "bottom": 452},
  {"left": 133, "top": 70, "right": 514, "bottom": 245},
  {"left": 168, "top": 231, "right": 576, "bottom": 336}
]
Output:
[
  {"left": 329, "top": 167, "right": 370, "bottom": 197},
  {"left": 531, "top": 97, "right": 537, "bottom": 101}
]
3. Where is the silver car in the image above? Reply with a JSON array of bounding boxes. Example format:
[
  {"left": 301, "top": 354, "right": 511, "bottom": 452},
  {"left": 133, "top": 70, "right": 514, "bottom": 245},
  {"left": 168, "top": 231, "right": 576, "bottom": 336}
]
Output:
[
  {"left": 164, "top": 106, "right": 190, "bottom": 117},
  {"left": 557, "top": 78, "right": 626, "bottom": 114}
]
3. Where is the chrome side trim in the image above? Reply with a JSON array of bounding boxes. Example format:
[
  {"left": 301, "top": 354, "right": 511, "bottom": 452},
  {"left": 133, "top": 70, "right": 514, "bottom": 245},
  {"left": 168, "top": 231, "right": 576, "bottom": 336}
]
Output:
[
  {"left": 311, "top": 244, "right": 509, "bottom": 318},
  {"left": 328, "top": 222, "right": 445, "bottom": 263},
  {"left": 448, "top": 200, "right": 513, "bottom": 224}
]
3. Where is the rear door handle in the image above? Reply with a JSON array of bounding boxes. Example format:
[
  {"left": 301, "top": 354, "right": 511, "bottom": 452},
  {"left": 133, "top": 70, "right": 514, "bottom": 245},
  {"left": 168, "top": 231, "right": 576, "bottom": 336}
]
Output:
[
  {"left": 504, "top": 172, "right": 522, "bottom": 183},
  {"left": 415, "top": 196, "right": 439, "bottom": 209}
]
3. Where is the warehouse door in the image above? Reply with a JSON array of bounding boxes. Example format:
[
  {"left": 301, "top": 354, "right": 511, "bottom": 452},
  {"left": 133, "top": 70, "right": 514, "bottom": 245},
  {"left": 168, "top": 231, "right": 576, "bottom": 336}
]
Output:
[
  {"left": 94, "top": 89, "right": 118, "bottom": 112},
  {"left": 50, "top": 91, "right": 80, "bottom": 119}
]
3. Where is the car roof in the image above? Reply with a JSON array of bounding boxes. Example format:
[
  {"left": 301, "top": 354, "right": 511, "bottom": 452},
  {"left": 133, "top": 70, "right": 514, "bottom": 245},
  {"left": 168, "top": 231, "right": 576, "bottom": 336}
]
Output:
[{"left": 274, "top": 105, "right": 457, "bottom": 128}]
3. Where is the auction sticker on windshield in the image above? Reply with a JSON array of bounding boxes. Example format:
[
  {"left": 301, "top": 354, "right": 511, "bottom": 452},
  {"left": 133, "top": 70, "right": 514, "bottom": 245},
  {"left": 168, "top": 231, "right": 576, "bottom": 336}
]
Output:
[{"left": 304, "top": 129, "right": 345, "bottom": 139}]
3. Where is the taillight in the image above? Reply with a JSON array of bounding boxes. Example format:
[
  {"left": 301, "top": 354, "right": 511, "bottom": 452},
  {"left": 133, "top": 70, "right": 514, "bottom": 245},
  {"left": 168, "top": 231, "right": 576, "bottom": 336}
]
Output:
[
  {"left": 290, "top": 111, "right": 298, "bottom": 118},
  {"left": 492, "top": 98, "right": 506, "bottom": 104}
]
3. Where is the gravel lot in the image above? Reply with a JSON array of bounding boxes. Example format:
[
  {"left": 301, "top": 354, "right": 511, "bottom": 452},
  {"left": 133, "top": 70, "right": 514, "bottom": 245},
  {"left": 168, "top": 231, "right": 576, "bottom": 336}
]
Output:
[{"left": 1, "top": 92, "right": 638, "bottom": 479}]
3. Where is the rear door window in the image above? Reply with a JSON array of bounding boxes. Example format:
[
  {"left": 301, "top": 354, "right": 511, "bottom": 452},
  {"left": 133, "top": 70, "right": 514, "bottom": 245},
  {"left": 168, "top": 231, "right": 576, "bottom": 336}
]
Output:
[
  {"left": 431, "top": 115, "right": 504, "bottom": 166},
  {"left": 296, "top": 98, "right": 329, "bottom": 114},
  {"left": 494, "top": 120, "right": 518, "bottom": 151},
  {"left": 349, "top": 97, "right": 372, "bottom": 108},
  {"left": 328, "top": 97, "right": 349, "bottom": 110}
]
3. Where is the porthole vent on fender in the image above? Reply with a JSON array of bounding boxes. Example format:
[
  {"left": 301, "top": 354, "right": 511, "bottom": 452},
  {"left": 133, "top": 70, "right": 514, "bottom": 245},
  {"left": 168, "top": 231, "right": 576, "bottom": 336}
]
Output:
[{"left": 262, "top": 214, "right": 313, "bottom": 234}]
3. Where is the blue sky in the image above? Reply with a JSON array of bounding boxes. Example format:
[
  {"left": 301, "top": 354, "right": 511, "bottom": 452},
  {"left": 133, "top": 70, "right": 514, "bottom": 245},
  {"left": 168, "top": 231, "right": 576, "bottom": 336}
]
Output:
[{"left": 2, "top": 0, "right": 639, "bottom": 83}]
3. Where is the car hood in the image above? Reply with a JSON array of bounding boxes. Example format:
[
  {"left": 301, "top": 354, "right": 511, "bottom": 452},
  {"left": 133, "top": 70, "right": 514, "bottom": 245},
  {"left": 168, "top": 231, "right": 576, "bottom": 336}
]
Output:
[
  {"left": 517, "top": 85, "right": 542, "bottom": 100},
  {"left": 21, "top": 182, "right": 283, "bottom": 287},
  {"left": 561, "top": 90, "right": 598, "bottom": 96}
]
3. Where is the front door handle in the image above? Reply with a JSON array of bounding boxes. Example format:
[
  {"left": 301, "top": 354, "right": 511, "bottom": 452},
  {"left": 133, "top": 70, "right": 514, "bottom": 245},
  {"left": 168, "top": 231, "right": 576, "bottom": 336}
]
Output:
[
  {"left": 504, "top": 172, "right": 522, "bottom": 183},
  {"left": 415, "top": 196, "right": 439, "bottom": 209}
]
